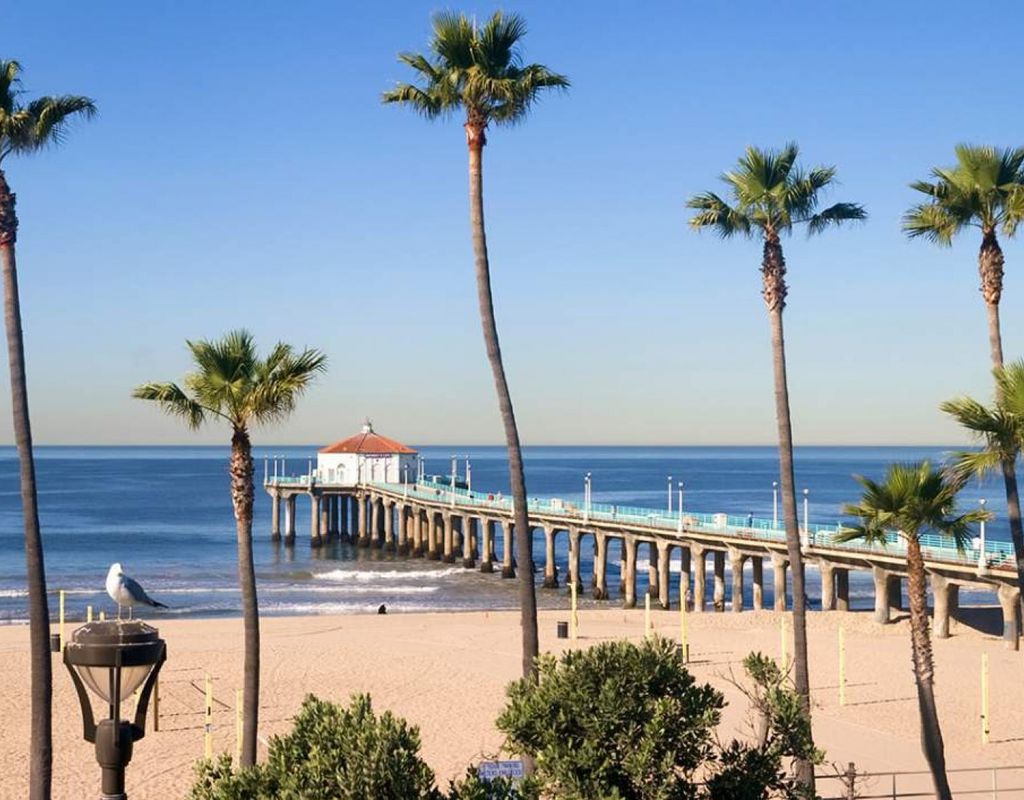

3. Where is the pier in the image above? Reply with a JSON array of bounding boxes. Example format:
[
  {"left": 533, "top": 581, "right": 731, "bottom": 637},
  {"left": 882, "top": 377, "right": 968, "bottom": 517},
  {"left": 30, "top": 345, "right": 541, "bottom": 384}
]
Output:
[{"left": 264, "top": 464, "right": 1024, "bottom": 650}]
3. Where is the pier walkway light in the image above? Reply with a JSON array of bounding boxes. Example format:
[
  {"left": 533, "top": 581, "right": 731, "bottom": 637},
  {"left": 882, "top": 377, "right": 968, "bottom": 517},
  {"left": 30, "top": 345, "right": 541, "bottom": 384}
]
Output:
[
  {"left": 64, "top": 619, "right": 166, "bottom": 800},
  {"left": 667, "top": 476, "right": 673, "bottom": 514},
  {"left": 772, "top": 481, "right": 778, "bottom": 528}
]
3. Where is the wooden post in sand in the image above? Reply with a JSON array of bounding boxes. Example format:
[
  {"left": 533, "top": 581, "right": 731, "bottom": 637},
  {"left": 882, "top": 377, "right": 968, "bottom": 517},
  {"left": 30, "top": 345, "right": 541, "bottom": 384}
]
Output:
[
  {"left": 58, "top": 590, "right": 65, "bottom": 648},
  {"left": 838, "top": 626, "right": 846, "bottom": 707},
  {"left": 204, "top": 675, "right": 214, "bottom": 759},
  {"left": 680, "top": 592, "right": 689, "bottom": 663},
  {"left": 981, "top": 653, "right": 990, "bottom": 745},
  {"left": 570, "top": 581, "right": 579, "bottom": 641}
]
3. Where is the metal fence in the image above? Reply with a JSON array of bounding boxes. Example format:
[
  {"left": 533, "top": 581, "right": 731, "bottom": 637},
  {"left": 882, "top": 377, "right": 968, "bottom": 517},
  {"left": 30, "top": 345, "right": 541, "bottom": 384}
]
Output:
[{"left": 817, "top": 765, "right": 1024, "bottom": 799}]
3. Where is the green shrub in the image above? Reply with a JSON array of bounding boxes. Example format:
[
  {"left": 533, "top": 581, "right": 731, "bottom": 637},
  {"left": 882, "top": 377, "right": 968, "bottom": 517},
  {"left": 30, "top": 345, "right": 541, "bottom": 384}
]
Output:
[
  {"left": 496, "top": 638, "right": 820, "bottom": 800},
  {"left": 190, "top": 694, "right": 439, "bottom": 800},
  {"left": 445, "top": 767, "right": 540, "bottom": 800}
]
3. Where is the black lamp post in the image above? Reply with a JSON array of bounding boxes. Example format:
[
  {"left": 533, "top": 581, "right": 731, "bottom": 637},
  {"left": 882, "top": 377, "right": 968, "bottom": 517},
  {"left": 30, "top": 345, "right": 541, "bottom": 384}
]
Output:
[{"left": 63, "top": 620, "right": 166, "bottom": 800}]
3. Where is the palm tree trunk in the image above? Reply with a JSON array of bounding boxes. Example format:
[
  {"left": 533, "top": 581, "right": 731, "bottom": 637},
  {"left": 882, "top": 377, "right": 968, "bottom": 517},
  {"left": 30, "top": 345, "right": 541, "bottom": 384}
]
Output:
[
  {"left": 979, "top": 228, "right": 1005, "bottom": 370},
  {"left": 762, "top": 233, "right": 813, "bottom": 790},
  {"left": 0, "top": 169, "right": 51, "bottom": 800},
  {"left": 466, "top": 123, "right": 539, "bottom": 682},
  {"left": 1000, "top": 458, "right": 1024, "bottom": 617},
  {"left": 230, "top": 427, "right": 260, "bottom": 766},
  {"left": 906, "top": 536, "right": 952, "bottom": 800}
]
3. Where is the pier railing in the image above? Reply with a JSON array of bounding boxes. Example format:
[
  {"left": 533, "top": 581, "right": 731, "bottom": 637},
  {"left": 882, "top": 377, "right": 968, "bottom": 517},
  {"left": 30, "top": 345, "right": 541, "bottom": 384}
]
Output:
[{"left": 365, "top": 478, "right": 1015, "bottom": 572}]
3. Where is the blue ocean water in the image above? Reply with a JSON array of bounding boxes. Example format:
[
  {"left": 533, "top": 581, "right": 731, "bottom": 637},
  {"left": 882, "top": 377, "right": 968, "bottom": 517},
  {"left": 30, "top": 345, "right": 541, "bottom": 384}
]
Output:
[{"left": 0, "top": 445, "right": 1007, "bottom": 623}]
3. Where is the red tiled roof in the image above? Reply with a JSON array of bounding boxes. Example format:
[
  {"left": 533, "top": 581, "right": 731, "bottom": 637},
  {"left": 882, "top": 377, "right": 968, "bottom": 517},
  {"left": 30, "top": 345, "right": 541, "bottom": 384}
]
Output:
[{"left": 319, "top": 430, "right": 416, "bottom": 455}]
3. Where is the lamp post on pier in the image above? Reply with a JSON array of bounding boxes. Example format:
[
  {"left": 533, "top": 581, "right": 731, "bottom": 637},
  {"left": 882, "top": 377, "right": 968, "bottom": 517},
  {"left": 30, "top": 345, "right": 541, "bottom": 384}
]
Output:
[
  {"left": 583, "top": 472, "right": 592, "bottom": 523},
  {"left": 450, "top": 454, "right": 457, "bottom": 508},
  {"left": 802, "top": 488, "right": 810, "bottom": 546},
  {"left": 772, "top": 481, "right": 779, "bottom": 528},
  {"left": 677, "top": 481, "right": 684, "bottom": 532},
  {"left": 465, "top": 455, "right": 472, "bottom": 492},
  {"left": 667, "top": 476, "right": 673, "bottom": 515}
]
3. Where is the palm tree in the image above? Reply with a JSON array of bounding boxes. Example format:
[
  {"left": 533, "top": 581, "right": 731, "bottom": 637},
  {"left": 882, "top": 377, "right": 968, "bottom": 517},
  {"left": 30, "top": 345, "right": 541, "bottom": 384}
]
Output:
[
  {"left": 0, "top": 59, "right": 95, "bottom": 799},
  {"left": 687, "top": 143, "right": 865, "bottom": 786},
  {"left": 134, "top": 331, "right": 326, "bottom": 766},
  {"left": 840, "top": 462, "right": 987, "bottom": 800},
  {"left": 383, "top": 11, "right": 568, "bottom": 681},
  {"left": 904, "top": 145, "right": 1024, "bottom": 370},
  {"left": 942, "top": 361, "right": 1024, "bottom": 637}
]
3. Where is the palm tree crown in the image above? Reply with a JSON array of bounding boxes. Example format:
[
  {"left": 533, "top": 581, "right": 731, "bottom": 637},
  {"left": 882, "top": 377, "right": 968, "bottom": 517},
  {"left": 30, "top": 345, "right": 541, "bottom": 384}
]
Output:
[
  {"left": 942, "top": 361, "right": 1024, "bottom": 478},
  {"left": 687, "top": 143, "right": 866, "bottom": 239},
  {"left": 133, "top": 330, "right": 327, "bottom": 431},
  {"left": 382, "top": 11, "right": 568, "bottom": 140},
  {"left": 904, "top": 144, "right": 1024, "bottom": 245},
  {"left": 839, "top": 461, "right": 986, "bottom": 548},
  {"left": 0, "top": 59, "right": 96, "bottom": 164}
]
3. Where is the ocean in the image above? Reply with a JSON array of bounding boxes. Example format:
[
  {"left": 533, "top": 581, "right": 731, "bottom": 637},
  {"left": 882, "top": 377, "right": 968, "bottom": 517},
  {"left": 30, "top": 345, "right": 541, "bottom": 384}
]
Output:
[{"left": 0, "top": 445, "right": 1007, "bottom": 623}]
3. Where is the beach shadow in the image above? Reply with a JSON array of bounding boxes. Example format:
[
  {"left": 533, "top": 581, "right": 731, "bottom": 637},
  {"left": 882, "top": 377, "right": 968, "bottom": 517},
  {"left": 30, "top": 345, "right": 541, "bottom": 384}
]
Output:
[
  {"left": 952, "top": 606, "right": 1003, "bottom": 637},
  {"left": 989, "top": 736, "right": 1024, "bottom": 744},
  {"left": 846, "top": 696, "right": 915, "bottom": 706}
]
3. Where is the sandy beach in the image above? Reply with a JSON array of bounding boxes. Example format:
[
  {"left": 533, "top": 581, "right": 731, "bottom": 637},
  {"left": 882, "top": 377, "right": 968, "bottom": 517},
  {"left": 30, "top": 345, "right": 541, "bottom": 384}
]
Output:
[{"left": 0, "top": 606, "right": 1021, "bottom": 799}]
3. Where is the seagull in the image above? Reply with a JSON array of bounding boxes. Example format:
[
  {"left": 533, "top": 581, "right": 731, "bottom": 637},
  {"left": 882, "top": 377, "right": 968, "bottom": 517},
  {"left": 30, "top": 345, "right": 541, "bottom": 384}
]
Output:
[{"left": 106, "top": 563, "right": 167, "bottom": 619}]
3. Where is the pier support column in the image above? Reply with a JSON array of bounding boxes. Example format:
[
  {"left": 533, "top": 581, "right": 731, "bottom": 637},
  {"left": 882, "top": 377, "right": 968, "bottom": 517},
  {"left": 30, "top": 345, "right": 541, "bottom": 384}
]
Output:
[
  {"left": 622, "top": 536, "right": 637, "bottom": 609},
  {"left": 368, "top": 498, "right": 380, "bottom": 548},
  {"left": 679, "top": 547, "right": 691, "bottom": 610},
  {"left": 501, "top": 521, "right": 515, "bottom": 578},
  {"left": 271, "top": 491, "right": 281, "bottom": 541},
  {"left": 593, "top": 532, "right": 608, "bottom": 599},
  {"left": 321, "top": 498, "right": 330, "bottom": 544},
  {"left": 383, "top": 502, "right": 395, "bottom": 551},
  {"left": 310, "top": 494, "right": 322, "bottom": 547},
  {"left": 462, "top": 516, "right": 476, "bottom": 568},
  {"left": 284, "top": 495, "right": 296, "bottom": 545},
  {"left": 657, "top": 541, "right": 671, "bottom": 610},
  {"left": 931, "top": 574, "right": 952, "bottom": 639},
  {"left": 414, "top": 509, "right": 427, "bottom": 557},
  {"left": 872, "top": 566, "right": 890, "bottom": 625},
  {"left": 729, "top": 548, "right": 745, "bottom": 613},
  {"left": 712, "top": 551, "right": 726, "bottom": 612},
  {"left": 357, "top": 495, "right": 368, "bottom": 546},
  {"left": 443, "top": 514, "right": 455, "bottom": 563},
  {"left": 819, "top": 559, "right": 836, "bottom": 612},
  {"left": 480, "top": 519, "right": 494, "bottom": 573},
  {"left": 772, "top": 554, "right": 788, "bottom": 611},
  {"left": 692, "top": 544, "right": 706, "bottom": 612},
  {"left": 836, "top": 568, "right": 850, "bottom": 611},
  {"left": 647, "top": 542, "right": 659, "bottom": 600},
  {"left": 887, "top": 575, "right": 903, "bottom": 611},
  {"left": 568, "top": 528, "right": 582, "bottom": 592},
  {"left": 339, "top": 495, "right": 349, "bottom": 537},
  {"left": 751, "top": 556, "right": 763, "bottom": 610},
  {"left": 328, "top": 496, "right": 338, "bottom": 539},
  {"left": 396, "top": 506, "right": 409, "bottom": 555},
  {"left": 998, "top": 584, "right": 1021, "bottom": 651},
  {"left": 542, "top": 527, "right": 559, "bottom": 589}
]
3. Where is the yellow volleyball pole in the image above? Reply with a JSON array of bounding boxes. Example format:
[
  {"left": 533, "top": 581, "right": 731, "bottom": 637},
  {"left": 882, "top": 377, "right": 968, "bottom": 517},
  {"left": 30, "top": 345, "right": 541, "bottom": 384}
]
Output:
[
  {"left": 644, "top": 592, "right": 652, "bottom": 639},
  {"left": 235, "top": 689, "right": 243, "bottom": 764},
  {"left": 839, "top": 626, "right": 846, "bottom": 707},
  {"left": 981, "top": 653, "right": 990, "bottom": 745},
  {"left": 58, "top": 590, "right": 65, "bottom": 648},
  {"left": 204, "top": 674, "right": 214, "bottom": 759},
  {"left": 86, "top": 605, "right": 93, "bottom": 623},
  {"left": 570, "top": 581, "right": 578, "bottom": 641},
  {"left": 680, "top": 594, "right": 689, "bottom": 663}
]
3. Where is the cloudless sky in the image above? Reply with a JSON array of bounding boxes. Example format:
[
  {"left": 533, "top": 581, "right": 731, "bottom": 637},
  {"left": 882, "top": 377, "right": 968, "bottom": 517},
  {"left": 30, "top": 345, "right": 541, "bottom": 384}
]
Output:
[{"left": 3, "top": 0, "right": 1024, "bottom": 446}]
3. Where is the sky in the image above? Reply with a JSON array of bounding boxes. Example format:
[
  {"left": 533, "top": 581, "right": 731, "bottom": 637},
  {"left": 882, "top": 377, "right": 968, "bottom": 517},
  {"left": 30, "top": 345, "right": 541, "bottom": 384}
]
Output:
[{"left": 2, "top": 0, "right": 1023, "bottom": 446}]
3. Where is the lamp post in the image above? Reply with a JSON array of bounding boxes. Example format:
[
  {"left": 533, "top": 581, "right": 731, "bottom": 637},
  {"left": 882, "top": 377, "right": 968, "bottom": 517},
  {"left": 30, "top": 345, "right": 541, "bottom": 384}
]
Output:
[
  {"left": 667, "top": 476, "right": 673, "bottom": 514},
  {"left": 64, "top": 620, "right": 166, "bottom": 800},
  {"left": 465, "top": 455, "right": 472, "bottom": 492},
  {"left": 450, "top": 454, "right": 457, "bottom": 507},
  {"left": 978, "top": 498, "right": 988, "bottom": 575},
  {"left": 772, "top": 481, "right": 778, "bottom": 528},
  {"left": 802, "top": 488, "right": 810, "bottom": 544},
  {"left": 677, "top": 481, "right": 684, "bottom": 533},
  {"left": 583, "top": 472, "right": 592, "bottom": 523}
]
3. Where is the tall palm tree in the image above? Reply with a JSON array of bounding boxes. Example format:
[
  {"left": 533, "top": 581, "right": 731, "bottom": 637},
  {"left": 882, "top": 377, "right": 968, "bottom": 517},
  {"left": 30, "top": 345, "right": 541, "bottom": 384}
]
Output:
[
  {"left": 687, "top": 143, "right": 865, "bottom": 786},
  {"left": 840, "top": 462, "right": 987, "bottom": 800},
  {"left": 904, "top": 145, "right": 1024, "bottom": 370},
  {"left": 0, "top": 58, "right": 95, "bottom": 799},
  {"left": 383, "top": 11, "right": 568, "bottom": 681},
  {"left": 942, "top": 361, "right": 1024, "bottom": 637},
  {"left": 134, "top": 331, "right": 326, "bottom": 766}
]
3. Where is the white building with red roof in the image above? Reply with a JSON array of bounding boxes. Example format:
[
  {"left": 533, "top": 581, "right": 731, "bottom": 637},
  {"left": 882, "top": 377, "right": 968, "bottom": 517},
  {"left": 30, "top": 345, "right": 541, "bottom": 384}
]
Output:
[{"left": 316, "top": 419, "right": 417, "bottom": 485}]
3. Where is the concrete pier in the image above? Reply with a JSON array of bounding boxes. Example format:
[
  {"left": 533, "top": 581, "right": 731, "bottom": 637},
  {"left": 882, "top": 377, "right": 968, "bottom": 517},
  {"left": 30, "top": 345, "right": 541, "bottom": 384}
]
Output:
[
  {"left": 568, "top": 528, "right": 582, "bottom": 592},
  {"left": 310, "top": 494, "right": 322, "bottom": 547},
  {"left": 712, "top": 551, "right": 725, "bottom": 612},
  {"left": 751, "top": 556, "right": 763, "bottom": 610},
  {"left": 729, "top": 548, "right": 744, "bottom": 613},
  {"left": 692, "top": 544, "right": 706, "bottom": 612},
  {"left": 819, "top": 559, "right": 835, "bottom": 611},
  {"left": 772, "top": 554, "right": 787, "bottom": 611},
  {"left": 679, "top": 546, "right": 691, "bottom": 610},
  {"left": 622, "top": 536, "right": 637, "bottom": 609},
  {"left": 836, "top": 568, "right": 850, "bottom": 611},
  {"left": 480, "top": 519, "right": 494, "bottom": 573},
  {"left": 501, "top": 521, "right": 515, "bottom": 578},
  {"left": 443, "top": 514, "right": 455, "bottom": 563},
  {"left": 657, "top": 541, "right": 671, "bottom": 609},
  {"left": 998, "top": 584, "right": 1021, "bottom": 650},
  {"left": 284, "top": 495, "right": 296, "bottom": 545},
  {"left": 593, "top": 532, "right": 608, "bottom": 599},
  {"left": 271, "top": 491, "right": 281, "bottom": 542},
  {"left": 543, "top": 527, "right": 559, "bottom": 589},
  {"left": 873, "top": 566, "right": 890, "bottom": 624},
  {"left": 462, "top": 516, "right": 475, "bottom": 568}
]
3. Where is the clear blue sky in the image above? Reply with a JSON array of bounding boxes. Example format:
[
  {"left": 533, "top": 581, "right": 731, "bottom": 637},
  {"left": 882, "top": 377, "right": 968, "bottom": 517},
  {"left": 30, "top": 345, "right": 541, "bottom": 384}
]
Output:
[{"left": 3, "top": 0, "right": 1023, "bottom": 446}]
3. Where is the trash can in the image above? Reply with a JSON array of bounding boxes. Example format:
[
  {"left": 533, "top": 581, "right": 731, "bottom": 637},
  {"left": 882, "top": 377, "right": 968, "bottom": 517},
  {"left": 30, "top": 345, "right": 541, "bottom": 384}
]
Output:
[{"left": 556, "top": 621, "right": 569, "bottom": 639}]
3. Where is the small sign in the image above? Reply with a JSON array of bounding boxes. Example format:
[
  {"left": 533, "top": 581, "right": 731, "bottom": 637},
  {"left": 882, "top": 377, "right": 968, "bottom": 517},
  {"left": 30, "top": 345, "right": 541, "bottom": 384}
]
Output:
[{"left": 478, "top": 760, "right": 525, "bottom": 781}]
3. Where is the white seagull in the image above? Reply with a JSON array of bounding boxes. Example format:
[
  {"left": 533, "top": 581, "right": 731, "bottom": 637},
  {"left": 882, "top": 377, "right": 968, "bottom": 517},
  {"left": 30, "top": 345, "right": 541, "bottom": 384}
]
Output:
[{"left": 106, "top": 563, "right": 167, "bottom": 619}]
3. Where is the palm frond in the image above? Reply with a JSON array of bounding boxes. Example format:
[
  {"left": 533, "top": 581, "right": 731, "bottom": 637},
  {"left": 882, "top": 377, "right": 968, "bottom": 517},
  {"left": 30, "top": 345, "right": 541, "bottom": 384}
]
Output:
[
  {"left": 132, "top": 382, "right": 206, "bottom": 430},
  {"left": 806, "top": 202, "right": 867, "bottom": 235},
  {"left": 902, "top": 202, "right": 961, "bottom": 245},
  {"left": 944, "top": 448, "right": 1002, "bottom": 485},
  {"left": 24, "top": 95, "right": 96, "bottom": 149},
  {"left": 686, "top": 191, "right": 750, "bottom": 237}
]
